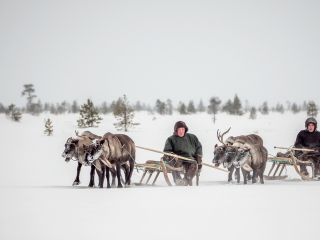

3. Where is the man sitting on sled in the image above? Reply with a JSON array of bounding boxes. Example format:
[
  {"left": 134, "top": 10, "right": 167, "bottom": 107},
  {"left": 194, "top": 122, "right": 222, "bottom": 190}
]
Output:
[
  {"left": 163, "top": 121, "right": 202, "bottom": 186},
  {"left": 295, "top": 117, "right": 320, "bottom": 178}
]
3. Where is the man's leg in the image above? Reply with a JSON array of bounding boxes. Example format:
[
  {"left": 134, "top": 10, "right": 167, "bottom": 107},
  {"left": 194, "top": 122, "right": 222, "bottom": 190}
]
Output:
[
  {"left": 299, "top": 154, "right": 309, "bottom": 177},
  {"left": 166, "top": 157, "right": 184, "bottom": 185},
  {"left": 313, "top": 156, "right": 320, "bottom": 178},
  {"left": 184, "top": 163, "right": 197, "bottom": 186}
]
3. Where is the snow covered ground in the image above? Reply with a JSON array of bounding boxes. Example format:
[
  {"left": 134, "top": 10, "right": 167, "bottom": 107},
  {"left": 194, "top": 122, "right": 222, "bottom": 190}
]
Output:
[{"left": 1, "top": 111, "right": 319, "bottom": 240}]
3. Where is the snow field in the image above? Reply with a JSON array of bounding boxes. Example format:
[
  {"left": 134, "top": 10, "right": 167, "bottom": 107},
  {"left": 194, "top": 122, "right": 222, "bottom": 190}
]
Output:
[{"left": 0, "top": 111, "right": 319, "bottom": 240}]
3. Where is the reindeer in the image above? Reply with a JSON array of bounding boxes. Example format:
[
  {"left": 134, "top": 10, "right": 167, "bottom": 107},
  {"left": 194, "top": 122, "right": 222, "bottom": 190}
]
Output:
[
  {"left": 62, "top": 131, "right": 102, "bottom": 187},
  {"left": 212, "top": 128, "right": 241, "bottom": 183},
  {"left": 234, "top": 143, "right": 268, "bottom": 184},
  {"left": 212, "top": 128, "right": 230, "bottom": 167},
  {"left": 85, "top": 132, "right": 135, "bottom": 188},
  {"left": 213, "top": 128, "right": 261, "bottom": 183},
  {"left": 62, "top": 131, "right": 122, "bottom": 187}
]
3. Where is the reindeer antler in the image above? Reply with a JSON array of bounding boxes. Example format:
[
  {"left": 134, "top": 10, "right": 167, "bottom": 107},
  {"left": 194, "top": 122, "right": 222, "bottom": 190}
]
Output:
[
  {"left": 217, "top": 127, "right": 231, "bottom": 145},
  {"left": 217, "top": 129, "right": 224, "bottom": 145},
  {"left": 75, "top": 130, "right": 80, "bottom": 137}
]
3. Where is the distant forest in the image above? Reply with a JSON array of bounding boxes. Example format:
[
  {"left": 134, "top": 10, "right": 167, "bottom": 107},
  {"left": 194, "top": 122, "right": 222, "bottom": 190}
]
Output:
[{"left": 0, "top": 84, "right": 318, "bottom": 119}]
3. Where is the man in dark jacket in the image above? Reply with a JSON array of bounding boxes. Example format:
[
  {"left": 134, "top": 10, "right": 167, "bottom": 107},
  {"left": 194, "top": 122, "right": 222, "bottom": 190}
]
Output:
[
  {"left": 163, "top": 121, "right": 202, "bottom": 186},
  {"left": 295, "top": 117, "right": 320, "bottom": 177}
]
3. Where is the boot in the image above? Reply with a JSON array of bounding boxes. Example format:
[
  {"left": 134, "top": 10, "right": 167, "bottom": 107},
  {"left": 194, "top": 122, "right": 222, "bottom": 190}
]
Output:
[
  {"left": 175, "top": 178, "right": 189, "bottom": 186},
  {"left": 299, "top": 163, "right": 309, "bottom": 177}
]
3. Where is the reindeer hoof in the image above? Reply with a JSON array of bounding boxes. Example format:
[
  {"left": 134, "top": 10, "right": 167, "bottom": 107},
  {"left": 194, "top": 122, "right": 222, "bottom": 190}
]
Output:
[
  {"left": 72, "top": 181, "right": 81, "bottom": 186},
  {"left": 107, "top": 185, "right": 111, "bottom": 189},
  {"left": 117, "top": 185, "right": 123, "bottom": 188},
  {"left": 88, "top": 185, "right": 95, "bottom": 188},
  {"left": 125, "top": 184, "right": 130, "bottom": 188}
]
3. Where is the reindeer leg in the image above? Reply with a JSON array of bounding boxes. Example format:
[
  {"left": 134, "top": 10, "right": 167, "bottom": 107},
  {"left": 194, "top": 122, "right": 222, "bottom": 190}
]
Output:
[
  {"left": 105, "top": 166, "right": 111, "bottom": 188},
  {"left": 121, "top": 164, "right": 129, "bottom": 185},
  {"left": 241, "top": 167, "right": 247, "bottom": 185},
  {"left": 88, "top": 165, "right": 95, "bottom": 188},
  {"left": 110, "top": 168, "right": 117, "bottom": 187},
  {"left": 259, "top": 164, "right": 266, "bottom": 184},
  {"left": 228, "top": 165, "right": 234, "bottom": 182},
  {"left": 116, "top": 163, "right": 123, "bottom": 188},
  {"left": 126, "top": 160, "right": 134, "bottom": 187},
  {"left": 236, "top": 168, "right": 240, "bottom": 183},
  {"left": 98, "top": 165, "right": 105, "bottom": 188},
  {"left": 252, "top": 166, "right": 258, "bottom": 184},
  {"left": 73, "top": 162, "right": 82, "bottom": 186}
]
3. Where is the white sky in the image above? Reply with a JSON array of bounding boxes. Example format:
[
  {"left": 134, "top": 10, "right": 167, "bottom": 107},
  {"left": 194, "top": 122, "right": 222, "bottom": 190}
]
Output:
[{"left": 1, "top": 0, "right": 320, "bottom": 108}]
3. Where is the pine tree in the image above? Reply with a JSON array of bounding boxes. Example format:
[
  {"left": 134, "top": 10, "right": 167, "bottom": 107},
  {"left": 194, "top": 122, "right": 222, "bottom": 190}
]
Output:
[
  {"left": 113, "top": 98, "right": 122, "bottom": 115},
  {"left": 21, "top": 84, "right": 37, "bottom": 113},
  {"left": 166, "top": 99, "right": 173, "bottom": 115},
  {"left": 222, "top": 99, "right": 234, "bottom": 115},
  {"left": 72, "top": 100, "right": 79, "bottom": 113},
  {"left": 6, "top": 104, "right": 22, "bottom": 121},
  {"left": 61, "top": 101, "right": 67, "bottom": 114},
  {"left": 275, "top": 103, "right": 285, "bottom": 114},
  {"left": 291, "top": 102, "right": 300, "bottom": 114},
  {"left": 50, "top": 104, "right": 57, "bottom": 115},
  {"left": 77, "top": 99, "right": 103, "bottom": 128},
  {"left": 249, "top": 107, "right": 257, "bottom": 120},
  {"left": 177, "top": 102, "right": 188, "bottom": 115},
  {"left": 301, "top": 101, "right": 308, "bottom": 111},
  {"left": 44, "top": 118, "right": 53, "bottom": 136},
  {"left": 187, "top": 100, "right": 196, "bottom": 114},
  {"left": 233, "top": 94, "right": 243, "bottom": 115},
  {"left": 261, "top": 101, "right": 269, "bottom": 115},
  {"left": 113, "top": 95, "right": 140, "bottom": 132},
  {"left": 307, "top": 101, "right": 318, "bottom": 118},
  {"left": 197, "top": 99, "right": 206, "bottom": 112},
  {"left": 135, "top": 101, "right": 142, "bottom": 112},
  {"left": 100, "top": 101, "right": 109, "bottom": 114},
  {"left": 0, "top": 103, "right": 6, "bottom": 113},
  {"left": 208, "top": 97, "right": 221, "bottom": 123},
  {"left": 155, "top": 99, "right": 166, "bottom": 115},
  {"left": 44, "top": 102, "right": 50, "bottom": 112}
]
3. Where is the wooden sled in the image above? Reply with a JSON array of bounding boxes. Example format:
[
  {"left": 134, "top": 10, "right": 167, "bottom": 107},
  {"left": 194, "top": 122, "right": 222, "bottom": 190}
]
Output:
[
  {"left": 135, "top": 158, "right": 200, "bottom": 186},
  {"left": 265, "top": 152, "right": 319, "bottom": 181}
]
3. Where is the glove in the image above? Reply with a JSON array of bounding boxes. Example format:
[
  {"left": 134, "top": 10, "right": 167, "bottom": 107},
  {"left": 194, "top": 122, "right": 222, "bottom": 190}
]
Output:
[
  {"left": 195, "top": 154, "right": 202, "bottom": 164},
  {"left": 198, "top": 164, "right": 202, "bottom": 170}
]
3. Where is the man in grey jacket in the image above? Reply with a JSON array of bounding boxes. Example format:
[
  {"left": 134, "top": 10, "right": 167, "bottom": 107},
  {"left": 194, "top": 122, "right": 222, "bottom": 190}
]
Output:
[{"left": 163, "top": 121, "right": 202, "bottom": 186}]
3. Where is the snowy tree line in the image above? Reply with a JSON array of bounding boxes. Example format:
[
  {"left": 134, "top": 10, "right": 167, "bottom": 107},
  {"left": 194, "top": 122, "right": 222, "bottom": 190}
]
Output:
[{"left": 0, "top": 84, "right": 319, "bottom": 120}]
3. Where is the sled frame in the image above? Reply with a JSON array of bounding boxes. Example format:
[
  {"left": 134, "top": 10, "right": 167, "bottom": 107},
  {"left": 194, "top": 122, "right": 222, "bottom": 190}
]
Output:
[
  {"left": 266, "top": 153, "right": 319, "bottom": 181},
  {"left": 136, "top": 158, "right": 200, "bottom": 186}
]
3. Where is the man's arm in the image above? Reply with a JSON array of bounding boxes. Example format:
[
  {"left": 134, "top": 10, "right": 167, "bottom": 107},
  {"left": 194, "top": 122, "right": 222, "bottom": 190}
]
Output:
[
  {"left": 194, "top": 136, "right": 203, "bottom": 166},
  {"left": 295, "top": 131, "right": 305, "bottom": 148},
  {"left": 294, "top": 131, "right": 305, "bottom": 156},
  {"left": 163, "top": 138, "right": 175, "bottom": 160}
]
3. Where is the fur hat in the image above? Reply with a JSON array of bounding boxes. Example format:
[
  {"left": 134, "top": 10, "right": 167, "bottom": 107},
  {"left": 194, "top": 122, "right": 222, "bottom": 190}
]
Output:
[
  {"left": 173, "top": 121, "right": 188, "bottom": 136},
  {"left": 305, "top": 117, "right": 317, "bottom": 131}
]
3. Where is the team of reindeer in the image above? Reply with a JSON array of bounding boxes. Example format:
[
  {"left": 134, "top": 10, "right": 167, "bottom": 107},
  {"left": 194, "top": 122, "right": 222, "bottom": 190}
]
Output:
[{"left": 61, "top": 128, "right": 268, "bottom": 188}]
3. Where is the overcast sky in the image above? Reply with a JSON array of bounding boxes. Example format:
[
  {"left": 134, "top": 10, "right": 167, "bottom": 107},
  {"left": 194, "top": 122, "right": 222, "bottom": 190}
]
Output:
[{"left": 1, "top": 0, "right": 320, "bottom": 108}]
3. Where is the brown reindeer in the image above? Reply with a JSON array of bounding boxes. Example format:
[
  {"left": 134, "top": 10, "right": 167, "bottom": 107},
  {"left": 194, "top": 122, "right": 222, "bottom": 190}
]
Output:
[
  {"left": 85, "top": 132, "right": 135, "bottom": 188},
  {"left": 234, "top": 143, "right": 268, "bottom": 184},
  {"left": 62, "top": 131, "right": 102, "bottom": 187}
]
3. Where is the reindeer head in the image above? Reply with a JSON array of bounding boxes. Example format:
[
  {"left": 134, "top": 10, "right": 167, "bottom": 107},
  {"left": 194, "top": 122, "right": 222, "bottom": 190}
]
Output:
[
  {"left": 86, "top": 138, "right": 106, "bottom": 162},
  {"left": 212, "top": 144, "right": 226, "bottom": 167},
  {"left": 62, "top": 138, "right": 79, "bottom": 162},
  {"left": 223, "top": 145, "right": 238, "bottom": 168},
  {"left": 233, "top": 143, "right": 251, "bottom": 168},
  {"left": 212, "top": 128, "right": 231, "bottom": 167}
]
